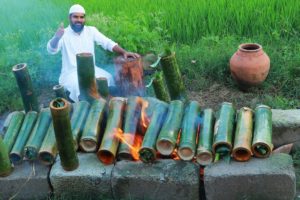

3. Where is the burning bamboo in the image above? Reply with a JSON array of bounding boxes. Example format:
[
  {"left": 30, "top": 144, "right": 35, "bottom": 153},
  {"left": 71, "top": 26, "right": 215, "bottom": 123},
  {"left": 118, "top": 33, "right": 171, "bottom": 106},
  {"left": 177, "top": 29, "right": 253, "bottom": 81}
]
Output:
[
  {"left": 232, "top": 107, "right": 253, "bottom": 161},
  {"left": 10, "top": 111, "right": 38, "bottom": 164},
  {"left": 53, "top": 84, "right": 67, "bottom": 99},
  {"left": 12, "top": 63, "right": 39, "bottom": 112},
  {"left": 24, "top": 108, "right": 52, "bottom": 161},
  {"left": 156, "top": 100, "right": 184, "bottom": 156},
  {"left": 80, "top": 98, "right": 106, "bottom": 152},
  {"left": 0, "top": 136, "right": 13, "bottom": 177},
  {"left": 50, "top": 98, "right": 78, "bottom": 171},
  {"left": 96, "top": 77, "right": 109, "bottom": 98},
  {"left": 38, "top": 123, "right": 57, "bottom": 165},
  {"left": 152, "top": 71, "right": 170, "bottom": 102},
  {"left": 252, "top": 105, "right": 273, "bottom": 158},
  {"left": 97, "top": 97, "right": 125, "bottom": 164},
  {"left": 178, "top": 101, "right": 201, "bottom": 161}
]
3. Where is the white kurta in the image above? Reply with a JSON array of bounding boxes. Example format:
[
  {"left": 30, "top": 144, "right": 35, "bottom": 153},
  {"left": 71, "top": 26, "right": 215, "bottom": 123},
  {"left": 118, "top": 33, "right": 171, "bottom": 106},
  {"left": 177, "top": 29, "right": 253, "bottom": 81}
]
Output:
[{"left": 47, "top": 25, "right": 117, "bottom": 101}]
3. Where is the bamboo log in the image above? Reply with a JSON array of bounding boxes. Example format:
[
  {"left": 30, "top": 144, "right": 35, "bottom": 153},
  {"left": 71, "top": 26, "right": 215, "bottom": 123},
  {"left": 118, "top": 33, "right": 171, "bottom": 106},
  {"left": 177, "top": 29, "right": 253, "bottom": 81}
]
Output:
[
  {"left": 232, "top": 107, "right": 253, "bottom": 161},
  {"left": 77, "top": 53, "right": 100, "bottom": 102},
  {"left": 12, "top": 63, "right": 39, "bottom": 112},
  {"left": 50, "top": 98, "right": 79, "bottom": 171},
  {"left": 2, "top": 111, "right": 19, "bottom": 134},
  {"left": 139, "top": 102, "right": 168, "bottom": 163},
  {"left": 178, "top": 101, "right": 201, "bottom": 161},
  {"left": 10, "top": 111, "right": 38, "bottom": 164},
  {"left": 97, "top": 97, "right": 125, "bottom": 164},
  {"left": 96, "top": 77, "right": 109, "bottom": 98},
  {"left": 24, "top": 108, "right": 52, "bottom": 161},
  {"left": 0, "top": 136, "right": 13, "bottom": 177},
  {"left": 196, "top": 109, "right": 215, "bottom": 166},
  {"left": 38, "top": 123, "right": 57, "bottom": 165},
  {"left": 156, "top": 100, "right": 184, "bottom": 156},
  {"left": 252, "top": 105, "right": 273, "bottom": 158},
  {"left": 152, "top": 71, "right": 170, "bottom": 102},
  {"left": 80, "top": 98, "right": 106, "bottom": 152},
  {"left": 53, "top": 84, "right": 67, "bottom": 99}
]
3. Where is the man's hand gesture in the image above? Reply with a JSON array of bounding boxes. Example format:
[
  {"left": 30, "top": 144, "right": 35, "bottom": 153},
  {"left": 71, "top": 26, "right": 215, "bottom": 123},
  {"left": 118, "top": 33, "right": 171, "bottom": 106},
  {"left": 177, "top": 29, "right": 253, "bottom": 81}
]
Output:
[{"left": 54, "top": 22, "right": 65, "bottom": 39}]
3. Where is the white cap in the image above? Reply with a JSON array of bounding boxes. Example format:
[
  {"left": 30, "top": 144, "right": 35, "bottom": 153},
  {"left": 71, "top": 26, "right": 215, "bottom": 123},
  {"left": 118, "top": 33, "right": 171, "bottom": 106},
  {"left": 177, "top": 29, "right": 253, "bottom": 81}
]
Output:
[{"left": 69, "top": 4, "right": 85, "bottom": 15}]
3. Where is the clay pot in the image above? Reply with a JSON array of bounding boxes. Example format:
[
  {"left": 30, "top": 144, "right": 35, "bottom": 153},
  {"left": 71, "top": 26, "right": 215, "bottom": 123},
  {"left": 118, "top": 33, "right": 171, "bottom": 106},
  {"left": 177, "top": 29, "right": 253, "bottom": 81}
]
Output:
[{"left": 230, "top": 43, "right": 270, "bottom": 87}]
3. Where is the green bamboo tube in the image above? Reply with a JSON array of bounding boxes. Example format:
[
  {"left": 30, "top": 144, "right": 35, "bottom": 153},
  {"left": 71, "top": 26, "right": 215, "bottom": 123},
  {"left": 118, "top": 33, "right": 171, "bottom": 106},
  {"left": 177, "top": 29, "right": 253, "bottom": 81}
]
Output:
[
  {"left": 196, "top": 109, "right": 215, "bottom": 166},
  {"left": 139, "top": 102, "right": 168, "bottom": 163},
  {"left": 152, "top": 71, "right": 170, "bottom": 102},
  {"left": 232, "top": 107, "right": 253, "bottom": 162},
  {"left": 156, "top": 100, "right": 184, "bottom": 156},
  {"left": 0, "top": 136, "right": 13, "bottom": 177},
  {"left": 70, "top": 101, "right": 90, "bottom": 150},
  {"left": 117, "top": 96, "right": 142, "bottom": 160},
  {"left": 252, "top": 105, "right": 273, "bottom": 158},
  {"left": 38, "top": 123, "right": 57, "bottom": 165},
  {"left": 76, "top": 53, "right": 100, "bottom": 103},
  {"left": 50, "top": 98, "right": 79, "bottom": 171},
  {"left": 212, "top": 102, "right": 235, "bottom": 157},
  {"left": 96, "top": 77, "right": 109, "bottom": 98},
  {"left": 12, "top": 63, "right": 39, "bottom": 112},
  {"left": 2, "top": 111, "right": 19, "bottom": 134},
  {"left": 178, "top": 101, "right": 200, "bottom": 161},
  {"left": 97, "top": 97, "right": 125, "bottom": 165},
  {"left": 53, "top": 84, "right": 67, "bottom": 99},
  {"left": 80, "top": 98, "right": 106, "bottom": 152},
  {"left": 24, "top": 108, "right": 52, "bottom": 161},
  {"left": 3, "top": 111, "right": 25, "bottom": 152},
  {"left": 10, "top": 111, "right": 38, "bottom": 164}
]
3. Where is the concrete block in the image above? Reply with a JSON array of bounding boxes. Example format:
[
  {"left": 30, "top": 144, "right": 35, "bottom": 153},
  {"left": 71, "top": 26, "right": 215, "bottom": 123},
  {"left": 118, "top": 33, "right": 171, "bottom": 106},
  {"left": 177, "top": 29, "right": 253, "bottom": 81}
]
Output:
[
  {"left": 112, "top": 159, "right": 200, "bottom": 200},
  {"left": 50, "top": 153, "right": 114, "bottom": 200},
  {"left": 204, "top": 153, "right": 296, "bottom": 200}
]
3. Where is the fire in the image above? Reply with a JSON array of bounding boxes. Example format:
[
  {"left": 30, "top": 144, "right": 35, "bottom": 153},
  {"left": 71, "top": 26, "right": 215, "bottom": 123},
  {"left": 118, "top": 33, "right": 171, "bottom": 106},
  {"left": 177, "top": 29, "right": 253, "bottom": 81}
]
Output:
[{"left": 139, "top": 99, "right": 150, "bottom": 132}]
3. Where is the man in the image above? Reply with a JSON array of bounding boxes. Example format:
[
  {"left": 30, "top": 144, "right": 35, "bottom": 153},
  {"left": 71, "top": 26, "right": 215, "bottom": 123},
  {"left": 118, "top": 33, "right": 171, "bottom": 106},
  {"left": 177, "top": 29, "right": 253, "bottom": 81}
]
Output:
[{"left": 47, "top": 4, "right": 139, "bottom": 101}]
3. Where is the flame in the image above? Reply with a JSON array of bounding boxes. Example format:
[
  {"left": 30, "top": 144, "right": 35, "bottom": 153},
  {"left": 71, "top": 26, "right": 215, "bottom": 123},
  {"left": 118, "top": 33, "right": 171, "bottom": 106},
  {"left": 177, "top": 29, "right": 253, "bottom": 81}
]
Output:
[{"left": 139, "top": 99, "right": 150, "bottom": 132}]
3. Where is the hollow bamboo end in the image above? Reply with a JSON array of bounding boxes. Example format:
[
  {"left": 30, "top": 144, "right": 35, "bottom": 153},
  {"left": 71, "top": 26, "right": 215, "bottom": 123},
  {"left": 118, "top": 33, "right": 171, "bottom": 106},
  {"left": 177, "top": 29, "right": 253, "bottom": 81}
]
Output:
[
  {"left": 212, "top": 142, "right": 232, "bottom": 155},
  {"left": 139, "top": 147, "right": 156, "bottom": 163},
  {"left": 251, "top": 142, "right": 272, "bottom": 158},
  {"left": 9, "top": 152, "right": 23, "bottom": 165},
  {"left": 178, "top": 147, "right": 194, "bottom": 161},
  {"left": 196, "top": 151, "right": 213, "bottom": 166},
  {"left": 232, "top": 147, "right": 252, "bottom": 161},
  {"left": 12, "top": 63, "right": 27, "bottom": 71},
  {"left": 38, "top": 151, "right": 55, "bottom": 165},
  {"left": 97, "top": 150, "right": 115, "bottom": 165},
  {"left": 53, "top": 84, "right": 64, "bottom": 91},
  {"left": 156, "top": 139, "right": 175, "bottom": 156},
  {"left": 50, "top": 98, "right": 69, "bottom": 110},
  {"left": 80, "top": 139, "right": 97, "bottom": 152}
]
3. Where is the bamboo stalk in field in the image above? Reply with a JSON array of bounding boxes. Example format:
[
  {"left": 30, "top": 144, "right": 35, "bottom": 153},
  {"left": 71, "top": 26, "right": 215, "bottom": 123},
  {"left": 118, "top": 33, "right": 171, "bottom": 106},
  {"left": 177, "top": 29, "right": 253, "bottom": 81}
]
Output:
[
  {"left": 38, "top": 123, "right": 57, "bottom": 165},
  {"left": 50, "top": 98, "right": 78, "bottom": 171},
  {"left": 97, "top": 97, "right": 125, "bottom": 165},
  {"left": 10, "top": 111, "right": 38, "bottom": 164},
  {"left": 178, "top": 101, "right": 200, "bottom": 161},
  {"left": 0, "top": 136, "right": 13, "bottom": 177},
  {"left": 80, "top": 98, "right": 106, "bottom": 152},
  {"left": 152, "top": 71, "right": 170, "bottom": 102},
  {"left": 53, "top": 84, "right": 67, "bottom": 99},
  {"left": 156, "top": 100, "right": 184, "bottom": 156},
  {"left": 196, "top": 109, "right": 215, "bottom": 166},
  {"left": 232, "top": 107, "right": 253, "bottom": 162},
  {"left": 252, "top": 105, "right": 273, "bottom": 158},
  {"left": 12, "top": 63, "right": 39, "bottom": 112},
  {"left": 96, "top": 77, "right": 109, "bottom": 98},
  {"left": 24, "top": 108, "right": 52, "bottom": 161}
]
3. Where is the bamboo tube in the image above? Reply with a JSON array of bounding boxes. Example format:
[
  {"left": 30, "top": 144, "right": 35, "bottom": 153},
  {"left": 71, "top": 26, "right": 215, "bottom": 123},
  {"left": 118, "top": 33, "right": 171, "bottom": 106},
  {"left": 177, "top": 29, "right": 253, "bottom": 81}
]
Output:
[
  {"left": 156, "top": 100, "right": 184, "bottom": 156},
  {"left": 117, "top": 96, "right": 142, "bottom": 160},
  {"left": 196, "top": 109, "right": 215, "bottom": 166},
  {"left": 76, "top": 53, "right": 100, "bottom": 102},
  {"left": 50, "top": 98, "right": 79, "bottom": 171},
  {"left": 139, "top": 102, "right": 168, "bottom": 163},
  {"left": 38, "top": 123, "right": 57, "bottom": 165},
  {"left": 10, "top": 111, "right": 38, "bottom": 164},
  {"left": 252, "top": 105, "right": 273, "bottom": 158},
  {"left": 96, "top": 77, "right": 109, "bottom": 98},
  {"left": 24, "top": 108, "right": 52, "bottom": 161},
  {"left": 12, "top": 63, "right": 39, "bottom": 112},
  {"left": 3, "top": 111, "right": 25, "bottom": 152},
  {"left": 80, "top": 98, "right": 106, "bottom": 152},
  {"left": 0, "top": 136, "right": 13, "bottom": 177},
  {"left": 152, "top": 71, "right": 170, "bottom": 102},
  {"left": 2, "top": 111, "right": 19, "bottom": 134},
  {"left": 178, "top": 101, "right": 200, "bottom": 161},
  {"left": 232, "top": 107, "right": 253, "bottom": 161},
  {"left": 70, "top": 101, "right": 90, "bottom": 150},
  {"left": 212, "top": 102, "right": 235, "bottom": 157},
  {"left": 97, "top": 97, "right": 125, "bottom": 165},
  {"left": 53, "top": 84, "right": 67, "bottom": 99}
]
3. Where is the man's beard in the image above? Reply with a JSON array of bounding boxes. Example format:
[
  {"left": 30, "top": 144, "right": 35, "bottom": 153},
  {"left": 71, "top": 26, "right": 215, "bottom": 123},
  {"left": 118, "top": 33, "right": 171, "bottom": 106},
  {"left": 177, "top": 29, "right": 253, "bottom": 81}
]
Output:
[{"left": 71, "top": 22, "right": 84, "bottom": 33}]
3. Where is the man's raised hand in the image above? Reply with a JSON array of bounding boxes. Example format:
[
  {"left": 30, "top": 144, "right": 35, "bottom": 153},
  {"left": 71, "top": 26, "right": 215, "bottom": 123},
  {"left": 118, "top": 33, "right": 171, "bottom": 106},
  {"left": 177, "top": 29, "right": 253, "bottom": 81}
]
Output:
[{"left": 55, "top": 22, "right": 65, "bottom": 39}]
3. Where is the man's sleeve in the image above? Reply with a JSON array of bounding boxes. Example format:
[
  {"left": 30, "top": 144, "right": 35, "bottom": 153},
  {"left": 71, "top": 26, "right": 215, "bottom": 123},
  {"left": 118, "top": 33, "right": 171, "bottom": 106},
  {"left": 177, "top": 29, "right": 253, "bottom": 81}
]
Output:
[
  {"left": 47, "top": 38, "right": 62, "bottom": 55},
  {"left": 92, "top": 27, "right": 118, "bottom": 52}
]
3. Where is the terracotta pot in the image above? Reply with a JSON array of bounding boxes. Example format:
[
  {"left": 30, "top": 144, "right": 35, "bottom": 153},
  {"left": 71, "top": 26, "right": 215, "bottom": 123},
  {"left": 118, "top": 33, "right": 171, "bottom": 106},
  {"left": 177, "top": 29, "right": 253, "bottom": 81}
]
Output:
[{"left": 230, "top": 43, "right": 270, "bottom": 87}]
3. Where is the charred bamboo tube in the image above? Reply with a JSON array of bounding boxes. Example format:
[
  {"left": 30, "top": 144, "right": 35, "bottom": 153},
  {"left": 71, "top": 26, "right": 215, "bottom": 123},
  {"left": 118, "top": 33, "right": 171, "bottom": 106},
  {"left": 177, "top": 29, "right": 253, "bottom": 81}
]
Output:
[
  {"left": 53, "top": 84, "right": 67, "bottom": 99},
  {"left": 212, "top": 102, "right": 235, "bottom": 157},
  {"left": 97, "top": 97, "right": 125, "bottom": 165},
  {"left": 71, "top": 101, "right": 90, "bottom": 150},
  {"left": 12, "top": 63, "right": 39, "bottom": 112},
  {"left": 139, "top": 102, "right": 168, "bottom": 163},
  {"left": 117, "top": 96, "right": 142, "bottom": 160},
  {"left": 24, "top": 108, "right": 52, "bottom": 161},
  {"left": 10, "top": 111, "right": 38, "bottom": 164},
  {"left": 152, "top": 71, "right": 170, "bottom": 102},
  {"left": 76, "top": 53, "right": 100, "bottom": 103},
  {"left": 96, "top": 77, "right": 109, "bottom": 98},
  {"left": 2, "top": 111, "right": 19, "bottom": 134},
  {"left": 252, "top": 105, "right": 273, "bottom": 158},
  {"left": 0, "top": 136, "right": 13, "bottom": 177},
  {"left": 38, "top": 123, "right": 57, "bottom": 165},
  {"left": 178, "top": 101, "right": 200, "bottom": 161},
  {"left": 3, "top": 111, "right": 25, "bottom": 152},
  {"left": 156, "top": 100, "right": 184, "bottom": 156},
  {"left": 232, "top": 107, "right": 253, "bottom": 161},
  {"left": 80, "top": 99, "right": 106, "bottom": 152},
  {"left": 196, "top": 109, "right": 215, "bottom": 166},
  {"left": 50, "top": 98, "right": 79, "bottom": 171}
]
